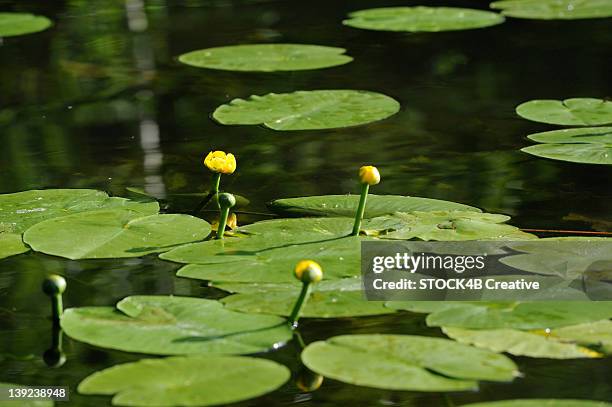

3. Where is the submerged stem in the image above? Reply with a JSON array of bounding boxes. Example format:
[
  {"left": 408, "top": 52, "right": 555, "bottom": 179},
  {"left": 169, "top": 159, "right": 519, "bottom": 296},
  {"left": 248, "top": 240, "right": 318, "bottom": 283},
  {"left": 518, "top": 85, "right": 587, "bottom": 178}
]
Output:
[{"left": 351, "top": 183, "right": 369, "bottom": 236}]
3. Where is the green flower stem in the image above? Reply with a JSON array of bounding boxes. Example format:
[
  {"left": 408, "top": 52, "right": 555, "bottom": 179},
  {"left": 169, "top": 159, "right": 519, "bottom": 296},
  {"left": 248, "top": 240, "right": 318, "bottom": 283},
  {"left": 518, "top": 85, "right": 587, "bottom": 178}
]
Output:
[
  {"left": 288, "top": 282, "right": 312, "bottom": 329},
  {"left": 211, "top": 172, "right": 221, "bottom": 194},
  {"left": 216, "top": 206, "right": 230, "bottom": 240},
  {"left": 351, "top": 183, "right": 369, "bottom": 236},
  {"left": 51, "top": 295, "right": 63, "bottom": 324}
]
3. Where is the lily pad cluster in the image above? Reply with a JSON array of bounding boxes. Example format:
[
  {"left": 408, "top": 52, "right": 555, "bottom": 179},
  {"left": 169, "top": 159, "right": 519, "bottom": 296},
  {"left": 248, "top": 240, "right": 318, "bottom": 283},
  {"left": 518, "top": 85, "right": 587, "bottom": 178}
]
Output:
[
  {"left": 0, "top": 189, "right": 210, "bottom": 260},
  {"left": 517, "top": 99, "right": 612, "bottom": 165}
]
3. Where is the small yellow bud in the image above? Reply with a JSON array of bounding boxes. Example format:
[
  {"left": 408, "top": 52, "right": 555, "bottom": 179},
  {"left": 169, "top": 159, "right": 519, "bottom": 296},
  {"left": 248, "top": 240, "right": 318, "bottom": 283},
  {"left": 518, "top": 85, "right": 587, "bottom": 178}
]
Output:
[
  {"left": 294, "top": 260, "right": 323, "bottom": 284},
  {"left": 359, "top": 165, "right": 380, "bottom": 185},
  {"left": 204, "top": 151, "right": 236, "bottom": 174}
]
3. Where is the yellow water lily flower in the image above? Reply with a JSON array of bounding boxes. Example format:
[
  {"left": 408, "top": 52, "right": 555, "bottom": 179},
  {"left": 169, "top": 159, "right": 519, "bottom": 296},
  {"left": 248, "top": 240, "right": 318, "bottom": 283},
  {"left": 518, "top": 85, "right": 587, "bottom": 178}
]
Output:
[
  {"left": 294, "top": 260, "right": 323, "bottom": 283},
  {"left": 359, "top": 165, "right": 380, "bottom": 185},
  {"left": 204, "top": 151, "right": 236, "bottom": 174}
]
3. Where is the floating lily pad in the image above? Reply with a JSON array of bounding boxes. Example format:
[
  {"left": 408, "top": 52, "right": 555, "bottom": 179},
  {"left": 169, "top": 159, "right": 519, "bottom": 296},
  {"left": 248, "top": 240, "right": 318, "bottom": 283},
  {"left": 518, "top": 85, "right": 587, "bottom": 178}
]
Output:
[
  {"left": 0, "top": 233, "right": 29, "bottom": 260},
  {"left": 212, "top": 90, "right": 400, "bottom": 131},
  {"left": 0, "top": 189, "right": 159, "bottom": 233},
  {"left": 343, "top": 7, "right": 505, "bottom": 32},
  {"left": 500, "top": 238, "right": 612, "bottom": 278},
  {"left": 552, "top": 319, "right": 612, "bottom": 354},
  {"left": 380, "top": 211, "right": 536, "bottom": 241},
  {"left": 521, "top": 127, "right": 612, "bottom": 165},
  {"left": 301, "top": 335, "right": 518, "bottom": 392},
  {"left": 178, "top": 44, "right": 352, "bottom": 72},
  {"left": 220, "top": 278, "right": 394, "bottom": 318},
  {"left": 491, "top": 0, "right": 612, "bottom": 20},
  {"left": 516, "top": 99, "right": 612, "bottom": 126},
  {"left": 61, "top": 296, "right": 292, "bottom": 355},
  {"left": 268, "top": 194, "right": 479, "bottom": 218},
  {"left": 78, "top": 356, "right": 290, "bottom": 407},
  {"left": 24, "top": 210, "right": 210, "bottom": 259},
  {"left": 0, "top": 13, "right": 52, "bottom": 37},
  {"left": 423, "top": 301, "right": 612, "bottom": 330},
  {"left": 177, "top": 236, "right": 362, "bottom": 284},
  {"left": 442, "top": 327, "right": 602, "bottom": 359},
  {"left": 462, "top": 400, "right": 612, "bottom": 407}
]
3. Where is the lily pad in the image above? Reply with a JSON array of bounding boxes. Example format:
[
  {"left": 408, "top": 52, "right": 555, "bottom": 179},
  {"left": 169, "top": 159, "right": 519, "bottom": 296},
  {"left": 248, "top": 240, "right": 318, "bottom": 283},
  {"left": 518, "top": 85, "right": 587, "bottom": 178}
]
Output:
[
  {"left": 500, "top": 238, "right": 612, "bottom": 278},
  {"left": 301, "top": 335, "right": 518, "bottom": 391},
  {"left": 0, "top": 13, "right": 52, "bottom": 37},
  {"left": 268, "top": 194, "right": 479, "bottom": 218},
  {"left": 0, "top": 189, "right": 159, "bottom": 233},
  {"left": 462, "top": 400, "right": 612, "bottom": 407},
  {"left": 424, "top": 301, "right": 612, "bottom": 330},
  {"left": 212, "top": 90, "right": 400, "bottom": 131},
  {"left": 521, "top": 127, "right": 612, "bottom": 165},
  {"left": 442, "top": 327, "right": 602, "bottom": 359},
  {"left": 552, "top": 319, "right": 612, "bottom": 354},
  {"left": 178, "top": 44, "right": 352, "bottom": 72},
  {"left": 61, "top": 296, "right": 292, "bottom": 355},
  {"left": 0, "top": 233, "right": 29, "bottom": 260},
  {"left": 78, "top": 356, "right": 290, "bottom": 407},
  {"left": 491, "top": 0, "right": 612, "bottom": 20},
  {"left": 516, "top": 99, "right": 612, "bottom": 126},
  {"left": 24, "top": 210, "right": 210, "bottom": 259},
  {"left": 177, "top": 236, "right": 362, "bottom": 284},
  {"left": 220, "top": 278, "right": 394, "bottom": 318},
  {"left": 343, "top": 7, "right": 505, "bottom": 32},
  {"left": 380, "top": 211, "right": 536, "bottom": 241}
]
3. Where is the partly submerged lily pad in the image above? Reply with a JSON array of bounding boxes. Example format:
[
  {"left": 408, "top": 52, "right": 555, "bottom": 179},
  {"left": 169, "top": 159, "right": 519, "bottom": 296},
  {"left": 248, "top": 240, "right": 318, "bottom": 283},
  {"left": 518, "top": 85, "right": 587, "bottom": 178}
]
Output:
[
  {"left": 0, "top": 233, "right": 29, "bottom": 260},
  {"left": 301, "top": 334, "right": 518, "bottom": 391},
  {"left": 212, "top": 90, "right": 400, "bottom": 131},
  {"left": 78, "top": 356, "right": 290, "bottom": 407},
  {"left": 268, "top": 194, "right": 479, "bottom": 218},
  {"left": 516, "top": 98, "right": 612, "bottom": 126},
  {"left": 379, "top": 211, "right": 536, "bottom": 241},
  {"left": 463, "top": 400, "right": 612, "bottom": 407},
  {"left": 220, "top": 278, "right": 394, "bottom": 318},
  {"left": 521, "top": 127, "right": 612, "bottom": 165},
  {"left": 0, "top": 189, "right": 158, "bottom": 234},
  {"left": 61, "top": 296, "right": 292, "bottom": 355},
  {"left": 343, "top": 7, "right": 505, "bottom": 32},
  {"left": 491, "top": 0, "right": 612, "bottom": 20},
  {"left": 0, "top": 13, "right": 52, "bottom": 37},
  {"left": 24, "top": 210, "right": 211, "bottom": 259},
  {"left": 178, "top": 44, "right": 352, "bottom": 72},
  {"left": 442, "top": 327, "right": 603, "bottom": 359},
  {"left": 551, "top": 319, "right": 612, "bottom": 354}
]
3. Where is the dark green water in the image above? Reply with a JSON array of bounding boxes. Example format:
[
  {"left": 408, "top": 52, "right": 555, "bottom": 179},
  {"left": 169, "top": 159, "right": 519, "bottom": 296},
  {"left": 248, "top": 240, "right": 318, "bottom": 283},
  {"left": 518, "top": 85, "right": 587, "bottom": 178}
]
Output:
[{"left": 1, "top": 0, "right": 611, "bottom": 405}]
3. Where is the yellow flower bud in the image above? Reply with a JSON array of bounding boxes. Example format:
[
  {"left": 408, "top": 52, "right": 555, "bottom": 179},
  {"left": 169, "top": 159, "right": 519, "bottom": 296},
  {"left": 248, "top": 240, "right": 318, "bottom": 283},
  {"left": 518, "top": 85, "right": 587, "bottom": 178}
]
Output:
[
  {"left": 359, "top": 165, "right": 380, "bottom": 185},
  {"left": 204, "top": 151, "right": 236, "bottom": 174},
  {"left": 294, "top": 260, "right": 323, "bottom": 284}
]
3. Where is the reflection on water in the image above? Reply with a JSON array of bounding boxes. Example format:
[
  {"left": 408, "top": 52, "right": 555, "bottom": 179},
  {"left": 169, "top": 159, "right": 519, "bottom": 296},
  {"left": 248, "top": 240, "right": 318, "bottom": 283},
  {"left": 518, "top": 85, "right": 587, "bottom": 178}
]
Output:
[{"left": 1, "top": 0, "right": 611, "bottom": 405}]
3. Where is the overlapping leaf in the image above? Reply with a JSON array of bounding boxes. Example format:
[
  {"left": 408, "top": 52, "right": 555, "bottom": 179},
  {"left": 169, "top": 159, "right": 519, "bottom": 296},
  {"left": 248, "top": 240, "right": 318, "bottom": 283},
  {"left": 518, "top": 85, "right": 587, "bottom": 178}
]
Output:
[
  {"left": 0, "top": 233, "right": 29, "bottom": 260},
  {"left": 516, "top": 99, "right": 612, "bottom": 126}
]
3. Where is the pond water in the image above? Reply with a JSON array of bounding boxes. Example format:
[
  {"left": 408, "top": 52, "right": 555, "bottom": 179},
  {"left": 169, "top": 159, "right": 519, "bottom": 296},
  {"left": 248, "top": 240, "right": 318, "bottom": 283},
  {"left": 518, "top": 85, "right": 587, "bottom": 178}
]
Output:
[{"left": 1, "top": 0, "right": 611, "bottom": 406}]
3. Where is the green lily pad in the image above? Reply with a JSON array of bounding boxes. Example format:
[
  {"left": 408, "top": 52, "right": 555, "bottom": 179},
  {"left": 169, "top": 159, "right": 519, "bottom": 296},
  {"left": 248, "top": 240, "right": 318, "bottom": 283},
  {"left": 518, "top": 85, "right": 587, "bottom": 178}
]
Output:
[
  {"left": 0, "top": 383, "right": 53, "bottom": 406},
  {"left": 212, "top": 90, "right": 400, "bottom": 131},
  {"left": 527, "top": 127, "right": 612, "bottom": 144},
  {"left": 177, "top": 236, "right": 362, "bottom": 284},
  {"left": 0, "top": 233, "right": 29, "bottom": 260},
  {"left": 442, "top": 327, "right": 602, "bottom": 359},
  {"left": 424, "top": 301, "right": 612, "bottom": 330},
  {"left": 78, "top": 356, "right": 290, "bottom": 407},
  {"left": 301, "top": 335, "right": 518, "bottom": 392},
  {"left": 0, "top": 189, "right": 159, "bottom": 233},
  {"left": 220, "top": 278, "right": 394, "bottom": 318},
  {"left": 462, "top": 400, "right": 612, "bottom": 407},
  {"left": 0, "top": 13, "right": 52, "bottom": 37},
  {"left": 380, "top": 211, "right": 536, "bottom": 241},
  {"left": 24, "top": 210, "right": 210, "bottom": 259},
  {"left": 491, "top": 0, "right": 612, "bottom": 20},
  {"left": 343, "top": 7, "right": 505, "bottom": 32},
  {"left": 552, "top": 319, "right": 612, "bottom": 354},
  {"left": 268, "top": 194, "right": 479, "bottom": 218},
  {"left": 178, "top": 44, "right": 352, "bottom": 72},
  {"left": 500, "top": 238, "right": 612, "bottom": 278},
  {"left": 61, "top": 296, "right": 292, "bottom": 355},
  {"left": 516, "top": 99, "right": 612, "bottom": 126}
]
